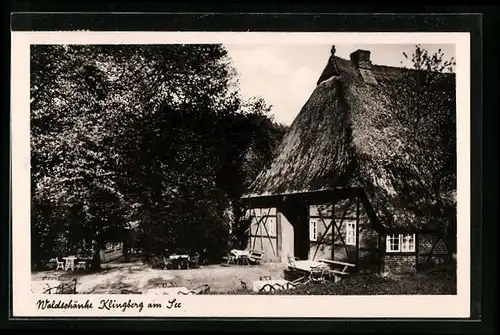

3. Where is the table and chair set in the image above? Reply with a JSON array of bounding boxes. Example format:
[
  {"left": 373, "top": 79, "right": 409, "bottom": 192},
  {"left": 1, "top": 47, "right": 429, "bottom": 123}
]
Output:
[
  {"left": 221, "top": 249, "right": 265, "bottom": 266},
  {"left": 248, "top": 256, "right": 356, "bottom": 293},
  {"left": 163, "top": 250, "right": 201, "bottom": 270},
  {"left": 50, "top": 255, "right": 92, "bottom": 272},
  {"left": 286, "top": 256, "right": 356, "bottom": 283}
]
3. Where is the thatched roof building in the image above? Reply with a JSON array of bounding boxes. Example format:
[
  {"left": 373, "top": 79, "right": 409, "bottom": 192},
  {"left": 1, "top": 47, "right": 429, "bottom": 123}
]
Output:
[{"left": 242, "top": 47, "right": 456, "bottom": 232}]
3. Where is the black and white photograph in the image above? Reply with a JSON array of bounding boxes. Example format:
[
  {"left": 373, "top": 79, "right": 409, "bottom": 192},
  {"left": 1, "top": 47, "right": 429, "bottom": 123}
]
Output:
[{"left": 11, "top": 31, "right": 471, "bottom": 318}]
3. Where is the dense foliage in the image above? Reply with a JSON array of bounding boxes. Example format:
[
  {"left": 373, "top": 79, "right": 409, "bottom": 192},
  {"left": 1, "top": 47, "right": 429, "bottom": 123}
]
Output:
[{"left": 31, "top": 44, "right": 287, "bottom": 269}]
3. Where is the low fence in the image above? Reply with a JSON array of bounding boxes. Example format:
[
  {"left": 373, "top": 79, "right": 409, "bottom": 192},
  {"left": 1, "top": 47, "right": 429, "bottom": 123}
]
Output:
[{"left": 100, "top": 244, "right": 124, "bottom": 263}]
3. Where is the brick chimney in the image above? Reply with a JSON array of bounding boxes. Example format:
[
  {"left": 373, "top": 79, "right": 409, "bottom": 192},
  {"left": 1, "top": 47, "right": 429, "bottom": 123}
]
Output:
[{"left": 350, "top": 49, "right": 372, "bottom": 69}]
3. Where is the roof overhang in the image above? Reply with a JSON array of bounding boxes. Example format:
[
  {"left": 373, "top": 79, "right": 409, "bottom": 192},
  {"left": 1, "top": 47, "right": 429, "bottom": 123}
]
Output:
[{"left": 241, "top": 187, "right": 364, "bottom": 207}]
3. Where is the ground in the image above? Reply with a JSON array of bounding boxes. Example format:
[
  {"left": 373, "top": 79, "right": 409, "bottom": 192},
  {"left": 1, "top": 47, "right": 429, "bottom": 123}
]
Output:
[
  {"left": 31, "top": 258, "right": 456, "bottom": 295},
  {"left": 31, "top": 259, "right": 288, "bottom": 294}
]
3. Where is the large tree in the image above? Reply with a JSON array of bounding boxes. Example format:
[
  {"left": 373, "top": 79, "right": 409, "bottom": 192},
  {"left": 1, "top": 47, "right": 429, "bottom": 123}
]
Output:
[{"left": 31, "top": 44, "right": 285, "bottom": 268}]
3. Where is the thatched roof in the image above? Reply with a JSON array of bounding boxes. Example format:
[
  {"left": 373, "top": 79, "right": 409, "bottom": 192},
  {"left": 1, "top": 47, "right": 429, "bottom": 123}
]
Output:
[{"left": 242, "top": 49, "right": 456, "bottom": 231}]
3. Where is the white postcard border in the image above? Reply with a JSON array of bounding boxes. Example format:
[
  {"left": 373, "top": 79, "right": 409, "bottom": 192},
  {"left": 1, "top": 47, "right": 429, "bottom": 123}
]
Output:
[{"left": 11, "top": 31, "right": 471, "bottom": 318}]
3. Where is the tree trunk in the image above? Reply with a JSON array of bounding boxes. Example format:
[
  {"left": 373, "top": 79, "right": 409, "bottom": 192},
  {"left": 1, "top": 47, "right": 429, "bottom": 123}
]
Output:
[
  {"left": 233, "top": 204, "right": 246, "bottom": 250},
  {"left": 90, "top": 241, "right": 103, "bottom": 271},
  {"left": 123, "top": 238, "right": 130, "bottom": 262}
]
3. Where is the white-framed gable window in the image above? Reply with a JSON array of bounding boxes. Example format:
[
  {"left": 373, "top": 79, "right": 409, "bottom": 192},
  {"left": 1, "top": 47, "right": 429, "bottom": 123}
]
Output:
[
  {"left": 386, "top": 233, "right": 416, "bottom": 253},
  {"left": 309, "top": 219, "right": 317, "bottom": 241},
  {"left": 346, "top": 222, "right": 356, "bottom": 245}
]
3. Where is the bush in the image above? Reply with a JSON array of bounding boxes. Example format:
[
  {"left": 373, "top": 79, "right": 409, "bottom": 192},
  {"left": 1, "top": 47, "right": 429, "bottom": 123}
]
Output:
[{"left": 226, "top": 270, "right": 456, "bottom": 296}]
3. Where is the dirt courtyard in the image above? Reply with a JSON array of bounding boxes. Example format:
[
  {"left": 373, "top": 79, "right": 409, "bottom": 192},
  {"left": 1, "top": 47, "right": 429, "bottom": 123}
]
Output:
[{"left": 31, "top": 260, "right": 289, "bottom": 294}]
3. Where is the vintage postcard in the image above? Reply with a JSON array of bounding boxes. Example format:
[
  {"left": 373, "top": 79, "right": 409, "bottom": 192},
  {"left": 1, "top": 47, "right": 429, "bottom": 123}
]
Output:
[{"left": 11, "top": 30, "right": 471, "bottom": 318}]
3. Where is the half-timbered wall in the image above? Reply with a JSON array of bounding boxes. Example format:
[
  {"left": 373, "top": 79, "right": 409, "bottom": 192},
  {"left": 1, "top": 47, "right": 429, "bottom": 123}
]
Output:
[
  {"left": 308, "top": 198, "right": 380, "bottom": 273},
  {"left": 417, "top": 233, "right": 449, "bottom": 269},
  {"left": 245, "top": 207, "right": 294, "bottom": 262}
]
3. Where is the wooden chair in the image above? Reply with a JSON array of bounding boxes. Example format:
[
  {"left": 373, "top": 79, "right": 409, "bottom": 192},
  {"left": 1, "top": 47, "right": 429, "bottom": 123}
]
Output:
[
  {"left": 54, "top": 257, "right": 65, "bottom": 271},
  {"left": 287, "top": 255, "right": 300, "bottom": 269},
  {"left": 235, "top": 254, "right": 250, "bottom": 266},
  {"left": 318, "top": 259, "right": 355, "bottom": 282},
  {"left": 221, "top": 253, "right": 236, "bottom": 266},
  {"left": 309, "top": 265, "right": 327, "bottom": 283},
  {"left": 76, "top": 260, "right": 88, "bottom": 271},
  {"left": 189, "top": 252, "right": 200, "bottom": 268},
  {"left": 163, "top": 256, "right": 172, "bottom": 270},
  {"left": 248, "top": 250, "right": 265, "bottom": 265}
]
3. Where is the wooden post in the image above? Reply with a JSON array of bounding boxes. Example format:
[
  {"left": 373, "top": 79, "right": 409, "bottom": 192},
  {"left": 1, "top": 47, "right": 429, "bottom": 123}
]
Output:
[
  {"left": 355, "top": 197, "right": 360, "bottom": 271},
  {"left": 276, "top": 210, "right": 282, "bottom": 261},
  {"left": 331, "top": 202, "right": 335, "bottom": 261}
]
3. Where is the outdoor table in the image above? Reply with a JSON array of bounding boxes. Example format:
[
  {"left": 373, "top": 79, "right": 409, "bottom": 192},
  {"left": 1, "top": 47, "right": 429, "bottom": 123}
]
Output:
[
  {"left": 252, "top": 279, "right": 294, "bottom": 292},
  {"left": 63, "top": 256, "right": 77, "bottom": 271},
  {"left": 288, "top": 260, "right": 325, "bottom": 273},
  {"left": 230, "top": 249, "right": 251, "bottom": 265},
  {"left": 169, "top": 255, "right": 190, "bottom": 260},
  {"left": 169, "top": 254, "right": 190, "bottom": 269},
  {"left": 145, "top": 287, "right": 191, "bottom": 295}
]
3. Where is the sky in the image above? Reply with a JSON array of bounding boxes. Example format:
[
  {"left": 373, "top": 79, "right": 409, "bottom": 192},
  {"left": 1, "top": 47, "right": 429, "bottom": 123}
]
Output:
[{"left": 224, "top": 44, "right": 455, "bottom": 125}]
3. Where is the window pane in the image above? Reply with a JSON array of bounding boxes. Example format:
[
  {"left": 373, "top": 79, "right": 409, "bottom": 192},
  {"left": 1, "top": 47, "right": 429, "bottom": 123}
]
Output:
[
  {"left": 310, "top": 220, "right": 317, "bottom": 241},
  {"left": 387, "top": 234, "right": 400, "bottom": 251}
]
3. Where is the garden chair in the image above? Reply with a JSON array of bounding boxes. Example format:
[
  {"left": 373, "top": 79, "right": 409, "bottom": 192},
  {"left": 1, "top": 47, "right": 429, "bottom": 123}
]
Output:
[
  {"left": 54, "top": 257, "right": 65, "bottom": 271},
  {"left": 309, "top": 265, "right": 327, "bottom": 283},
  {"left": 248, "top": 250, "right": 264, "bottom": 265},
  {"left": 221, "top": 253, "right": 236, "bottom": 266},
  {"left": 189, "top": 252, "right": 200, "bottom": 268},
  {"left": 287, "top": 255, "right": 300, "bottom": 269},
  {"left": 163, "top": 256, "right": 172, "bottom": 270},
  {"left": 76, "top": 260, "right": 88, "bottom": 271}
]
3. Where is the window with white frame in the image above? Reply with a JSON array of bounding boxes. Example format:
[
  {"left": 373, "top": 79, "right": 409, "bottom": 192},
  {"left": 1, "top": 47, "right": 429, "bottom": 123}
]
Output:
[
  {"left": 346, "top": 222, "right": 356, "bottom": 245},
  {"left": 386, "top": 233, "right": 416, "bottom": 252},
  {"left": 309, "top": 219, "right": 317, "bottom": 241},
  {"left": 401, "top": 234, "right": 416, "bottom": 252}
]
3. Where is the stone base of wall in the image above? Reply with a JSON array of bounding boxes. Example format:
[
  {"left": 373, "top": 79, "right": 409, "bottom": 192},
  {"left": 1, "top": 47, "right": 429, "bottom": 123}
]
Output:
[{"left": 383, "top": 255, "right": 417, "bottom": 274}]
